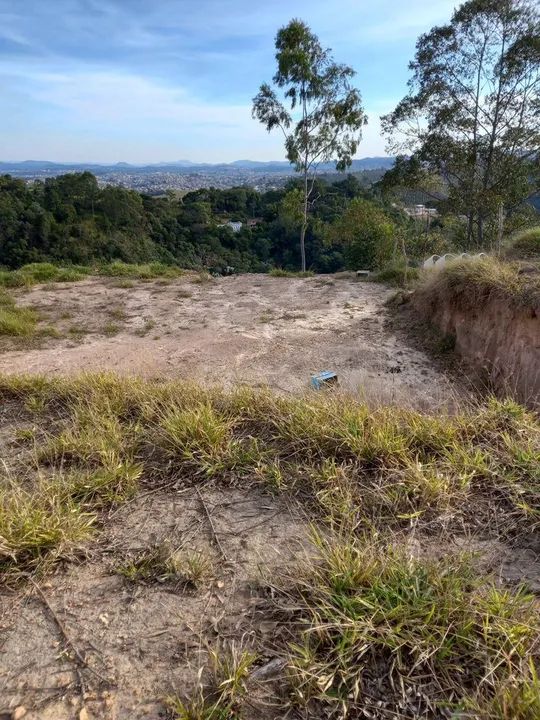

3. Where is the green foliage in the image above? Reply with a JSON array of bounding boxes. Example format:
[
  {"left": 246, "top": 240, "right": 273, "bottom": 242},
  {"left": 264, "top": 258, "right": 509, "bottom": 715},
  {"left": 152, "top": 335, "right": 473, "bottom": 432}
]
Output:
[
  {"left": 0, "top": 170, "right": 387, "bottom": 274},
  {"left": 252, "top": 19, "right": 366, "bottom": 270},
  {"left": 382, "top": 0, "right": 540, "bottom": 248},
  {"left": 328, "top": 197, "right": 395, "bottom": 270}
]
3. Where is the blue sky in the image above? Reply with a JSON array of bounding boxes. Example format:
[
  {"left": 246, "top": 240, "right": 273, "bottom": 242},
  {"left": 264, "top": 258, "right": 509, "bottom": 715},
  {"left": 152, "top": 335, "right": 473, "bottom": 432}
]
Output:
[{"left": 0, "top": 0, "right": 457, "bottom": 163}]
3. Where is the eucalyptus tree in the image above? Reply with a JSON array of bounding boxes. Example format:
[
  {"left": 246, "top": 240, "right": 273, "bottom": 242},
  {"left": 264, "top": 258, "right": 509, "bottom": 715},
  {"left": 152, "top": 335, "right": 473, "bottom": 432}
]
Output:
[
  {"left": 253, "top": 19, "right": 366, "bottom": 271},
  {"left": 382, "top": 0, "right": 540, "bottom": 247}
]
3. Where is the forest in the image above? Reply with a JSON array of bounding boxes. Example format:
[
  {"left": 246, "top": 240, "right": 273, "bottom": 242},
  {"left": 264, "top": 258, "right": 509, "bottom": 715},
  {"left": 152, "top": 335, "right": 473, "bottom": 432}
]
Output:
[{"left": 1, "top": 170, "right": 536, "bottom": 275}]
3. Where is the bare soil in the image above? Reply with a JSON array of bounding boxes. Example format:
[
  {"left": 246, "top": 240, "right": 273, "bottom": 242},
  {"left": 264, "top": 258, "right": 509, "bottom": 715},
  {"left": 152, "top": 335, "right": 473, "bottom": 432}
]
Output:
[
  {"left": 3, "top": 274, "right": 461, "bottom": 408},
  {"left": 2, "top": 275, "right": 535, "bottom": 720},
  {"left": 0, "top": 486, "right": 307, "bottom": 719}
]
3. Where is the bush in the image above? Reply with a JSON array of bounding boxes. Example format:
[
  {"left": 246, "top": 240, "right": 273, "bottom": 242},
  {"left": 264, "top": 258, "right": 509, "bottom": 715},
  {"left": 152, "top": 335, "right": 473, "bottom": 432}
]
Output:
[
  {"left": 372, "top": 262, "right": 420, "bottom": 287},
  {"left": 504, "top": 227, "right": 540, "bottom": 261}
]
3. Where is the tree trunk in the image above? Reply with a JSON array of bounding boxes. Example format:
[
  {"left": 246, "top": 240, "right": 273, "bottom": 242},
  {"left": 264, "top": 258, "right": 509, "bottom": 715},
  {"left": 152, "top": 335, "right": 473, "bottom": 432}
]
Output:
[
  {"left": 299, "top": 222, "right": 307, "bottom": 273},
  {"left": 300, "top": 166, "right": 308, "bottom": 272},
  {"left": 477, "top": 213, "right": 484, "bottom": 248},
  {"left": 466, "top": 211, "right": 474, "bottom": 247}
]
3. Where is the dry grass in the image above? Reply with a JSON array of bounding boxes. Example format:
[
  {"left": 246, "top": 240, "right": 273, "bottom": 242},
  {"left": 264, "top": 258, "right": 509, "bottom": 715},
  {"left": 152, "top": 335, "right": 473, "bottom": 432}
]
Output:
[
  {"left": 116, "top": 542, "right": 211, "bottom": 587},
  {"left": 275, "top": 530, "right": 540, "bottom": 718},
  {"left": 167, "top": 642, "right": 256, "bottom": 719},
  {"left": 0, "top": 373, "right": 539, "bottom": 716},
  {"left": 0, "top": 374, "right": 538, "bottom": 583},
  {"left": 419, "top": 256, "right": 540, "bottom": 311}
]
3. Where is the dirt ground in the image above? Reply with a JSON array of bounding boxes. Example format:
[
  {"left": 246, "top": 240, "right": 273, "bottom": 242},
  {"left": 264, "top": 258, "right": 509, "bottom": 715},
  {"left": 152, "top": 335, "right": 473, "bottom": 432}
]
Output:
[
  {"left": 0, "top": 486, "right": 308, "bottom": 720},
  {"left": 3, "top": 274, "right": 461, "bottom": 408},
  {"left": 1, "top": 274, "right": 520, "bottom": 720}
]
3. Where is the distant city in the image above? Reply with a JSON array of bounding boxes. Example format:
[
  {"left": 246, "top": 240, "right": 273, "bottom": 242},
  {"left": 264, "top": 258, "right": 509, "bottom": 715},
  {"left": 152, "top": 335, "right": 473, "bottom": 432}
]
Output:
[{"left": 0, "top": 158, "right": 395, "bottom": 194}]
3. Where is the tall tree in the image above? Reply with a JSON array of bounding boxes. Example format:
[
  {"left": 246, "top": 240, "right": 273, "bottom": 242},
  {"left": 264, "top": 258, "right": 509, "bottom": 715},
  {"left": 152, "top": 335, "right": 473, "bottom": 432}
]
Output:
[
  {"left": 253, "top": 19, "right": 366, "bottom": 271},
  {"left": 381, "top": 0, "right": 540, "bottom": 247}
]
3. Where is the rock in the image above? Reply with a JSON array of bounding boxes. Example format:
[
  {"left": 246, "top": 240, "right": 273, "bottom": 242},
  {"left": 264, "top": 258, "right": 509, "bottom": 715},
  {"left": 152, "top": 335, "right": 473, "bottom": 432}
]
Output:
[
  {"left": 12, "top": 709, "right": 27, "bottom": 720},
  {"left": 79, "top": 709, "right": 90, "bottom": 720},
  {"left": 251, "top": 657, "right": 287, "bottom": 680}
]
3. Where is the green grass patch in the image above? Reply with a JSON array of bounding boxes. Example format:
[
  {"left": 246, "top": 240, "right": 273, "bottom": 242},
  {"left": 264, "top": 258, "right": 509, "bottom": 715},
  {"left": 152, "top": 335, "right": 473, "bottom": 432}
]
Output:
[
  {"left": 167, "top": 643, "right": 256, "bottom": 719},
  {"left": 0, "top": 262, "right": 183, "bottom": 288},
  {"left": 0, "top": 375, "right": 537, "bottom": 543},
  {"left": 372, "top": 261, "right": 420, "bottom": 287},
  {"left": 279, "top": 531, "right": 540, "bottom": 718},
  {"left": 97, "top": 261, "right": 184, "bottom": 279},
  {"left": 0, "top": 263, "right": 90, "bottom": 288},
  {"left": 0, "top": 292, "right": 38, "bottom": 336},
  {"left": 269, "top": 268, "right": 314, "bottom": 278}
]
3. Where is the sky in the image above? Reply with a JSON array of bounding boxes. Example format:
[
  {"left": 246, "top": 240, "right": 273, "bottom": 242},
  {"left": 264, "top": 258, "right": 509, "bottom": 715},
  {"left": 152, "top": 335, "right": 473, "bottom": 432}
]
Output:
[{"left": 0, "top": 0, "right": 458, "bottom": 164}]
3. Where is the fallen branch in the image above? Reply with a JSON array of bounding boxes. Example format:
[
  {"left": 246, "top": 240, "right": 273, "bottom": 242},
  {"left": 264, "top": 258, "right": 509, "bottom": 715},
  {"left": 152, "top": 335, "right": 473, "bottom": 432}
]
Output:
[
  {"left": 27, "top": 575, "right": 110, "bottom": 686},
  {"left": 196, "top": 487, "right": 229, "bottom": 561}
]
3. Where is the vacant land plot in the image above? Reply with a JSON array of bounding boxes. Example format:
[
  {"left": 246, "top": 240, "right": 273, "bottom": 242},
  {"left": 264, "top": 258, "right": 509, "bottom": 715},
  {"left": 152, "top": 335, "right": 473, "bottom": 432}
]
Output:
[
  {"left": 1, "top": 274, "right": 458, "bottom": 407},
  {"left": 4, "top": 275, "right": 534, "bottom": 720}
]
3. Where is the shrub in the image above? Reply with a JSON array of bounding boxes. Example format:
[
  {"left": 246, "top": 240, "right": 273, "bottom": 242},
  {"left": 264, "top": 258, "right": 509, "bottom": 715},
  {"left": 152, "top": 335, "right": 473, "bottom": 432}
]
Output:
[
  {"left": 372, "top": 262, "right": 420, "bottom": 287},
  {"left": 504, "top": 227, "right": 540, "bottom": 261}
]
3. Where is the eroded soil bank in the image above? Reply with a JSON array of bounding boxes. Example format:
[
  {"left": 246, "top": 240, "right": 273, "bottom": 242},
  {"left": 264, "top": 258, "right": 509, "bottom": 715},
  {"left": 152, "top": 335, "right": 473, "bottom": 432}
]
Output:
[{"left": 412, "top": 281, "right": 540, "bottom": 406}]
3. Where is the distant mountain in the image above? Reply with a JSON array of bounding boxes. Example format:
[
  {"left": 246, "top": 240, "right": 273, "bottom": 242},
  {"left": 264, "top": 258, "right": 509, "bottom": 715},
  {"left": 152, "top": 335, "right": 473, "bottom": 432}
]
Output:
[{"left": 0, "top": 156, "right": 395, "bottom": 176}]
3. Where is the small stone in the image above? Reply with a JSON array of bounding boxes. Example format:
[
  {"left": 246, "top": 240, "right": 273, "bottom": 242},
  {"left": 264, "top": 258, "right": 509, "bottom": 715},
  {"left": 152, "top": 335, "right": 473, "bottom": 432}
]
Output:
[
  {"left": 12, "top": 708, "right": 27, "bottom": 720},
  {"left": 79, "top": 709, "right": 90, "bottom": 720}
]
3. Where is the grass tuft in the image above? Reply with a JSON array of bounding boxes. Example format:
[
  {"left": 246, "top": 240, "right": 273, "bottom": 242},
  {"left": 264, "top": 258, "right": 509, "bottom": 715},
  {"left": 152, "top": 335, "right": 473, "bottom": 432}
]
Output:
[
  {"left": 0, "top": 292, "right": 38, "bottom": 336},
  {"left": 280, "top": 530, "right": 539, "bottom": 717},
  {"left": 116, "top": 543, "right": 211, "bottom": 587},
  {"left": 167, "top": 642, "right": 256, "bottom": 719},
  {"left": 269, "top": 268, "right": 314, "bottom": 278}
]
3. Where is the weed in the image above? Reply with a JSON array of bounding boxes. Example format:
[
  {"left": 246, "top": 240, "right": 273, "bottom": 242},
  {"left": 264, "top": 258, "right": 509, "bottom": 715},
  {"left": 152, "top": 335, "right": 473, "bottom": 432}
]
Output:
[
  {"left": 102, "top": 322, "right": 120, "bottom": 336},
  {"left": 0, "top": 476, "right": 95, "bottom": 578},
  {"left": 108, "top": 306, "right": 128, "bottom": 321},
  {"left": 133, "top": 319, "right": 156, "bottom": 336},
  {"left": 167, "top": 643, "right": 256, "bottom": 719},
  {"left": 0, "top": 295, "right": 38, "bottom": 336},
  {"left": 113, "top": 278, "right": 136, "bottom": 289},
  {"left": 281, "top": 531, "right": 539, "bottom": 717},
  {"left": 269, "top": 268, "right": 314, "bottom": 278},
  {"left": 117, "top": 543, "right": 211, "bottom": 587}
]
